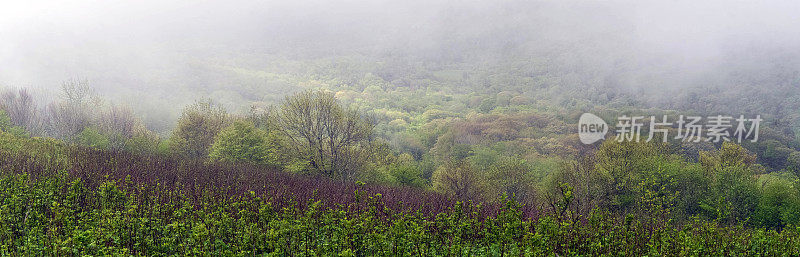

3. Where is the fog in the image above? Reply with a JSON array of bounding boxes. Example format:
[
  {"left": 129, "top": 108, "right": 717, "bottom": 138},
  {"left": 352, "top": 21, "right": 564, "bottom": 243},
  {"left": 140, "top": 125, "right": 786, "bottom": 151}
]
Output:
[{"left": 2, "top": 0, "right": 800, "bottom": 132}]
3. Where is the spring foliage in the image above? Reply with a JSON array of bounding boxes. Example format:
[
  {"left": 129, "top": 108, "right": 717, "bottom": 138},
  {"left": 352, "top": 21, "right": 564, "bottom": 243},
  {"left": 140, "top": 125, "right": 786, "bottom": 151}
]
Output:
[
  {"left": 209, "top": 120, "right": 278, "bottom": 165},
  {"left": 1, "top": 132, "right": 800, "bottom": 255}
]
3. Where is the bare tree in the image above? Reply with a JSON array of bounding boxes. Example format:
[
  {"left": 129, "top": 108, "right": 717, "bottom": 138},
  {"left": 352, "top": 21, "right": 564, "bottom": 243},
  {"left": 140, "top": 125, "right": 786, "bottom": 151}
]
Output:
[
  {"left": 95, "top": 105, "right": 141, "bottom": 150},
  {"left": 0, "top": 89, "right": 42, "bottom": 134},
  {"left": 60, "top": 79, "right": 92, "bottom": 106},
  {"left": 273, "top": 90, "right": 374, "bottom": 179},
  {"left": 98, "top": 106, "right": 137, "bottom": 137},
  {"left": 45, "top": 102, "right": 91, "bottom": 140}
]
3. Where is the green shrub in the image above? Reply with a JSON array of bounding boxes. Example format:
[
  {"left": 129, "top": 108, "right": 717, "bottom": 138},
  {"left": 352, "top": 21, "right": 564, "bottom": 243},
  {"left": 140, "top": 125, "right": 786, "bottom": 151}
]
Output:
[{"left": 75, "top": 127, "right": 110, "bottom": 149}]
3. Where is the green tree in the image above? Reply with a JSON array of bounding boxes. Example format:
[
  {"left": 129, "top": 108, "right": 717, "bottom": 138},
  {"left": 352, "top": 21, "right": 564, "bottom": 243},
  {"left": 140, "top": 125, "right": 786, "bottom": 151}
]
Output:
[
  {"left": 786, "top": 151, "right": 800, "bottom": 178},
  {"left": 432, "top": 160, "right": 485, "bottom": 200},
  {"left": 123, "top": 126, "right": 161, "bottom": 154},
  {"left": 753, "top": 175, "right": 800, "bottom": 229},
  {"left": 593, "top": 140, "right": 661, "bottom": 211},
  {"left": 384, "top": 153, "right": 426, "bottom": 188},
  {"left": 489, "top": 157, "right": 537, "bottom": 204},
  {"left": 169, "top": 100, "right": 229, "bottom": 158},
  {"left": 698, "top": 142, "right": 759, "bottom": 224},
  {"left": 209, "top": 120, "right": 277, "bottom": 165}
]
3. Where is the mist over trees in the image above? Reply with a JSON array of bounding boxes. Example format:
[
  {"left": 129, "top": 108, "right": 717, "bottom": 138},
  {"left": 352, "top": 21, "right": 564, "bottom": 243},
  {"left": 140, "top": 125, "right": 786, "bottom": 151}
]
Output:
[
  {"left": 3, "top": 1, "right": 800, "bottom": 132},
  {"left": 1, "top": 1, "right": 800, "bottom": 254},
  {"left": 1, "top": 0, "right": 798, "bottom": 198}
]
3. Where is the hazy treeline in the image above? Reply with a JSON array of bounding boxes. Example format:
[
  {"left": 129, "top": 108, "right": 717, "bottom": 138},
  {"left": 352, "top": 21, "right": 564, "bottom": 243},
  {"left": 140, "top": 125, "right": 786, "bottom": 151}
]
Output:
[
  {"left": 2, "top": 84, "right": 800, "bottom": 230},
  {"left": 3, "top": 1, "right": 800, "bottom": 135},
  {"left": 0, "top": 81, "right": 159, "bottom": 152}
]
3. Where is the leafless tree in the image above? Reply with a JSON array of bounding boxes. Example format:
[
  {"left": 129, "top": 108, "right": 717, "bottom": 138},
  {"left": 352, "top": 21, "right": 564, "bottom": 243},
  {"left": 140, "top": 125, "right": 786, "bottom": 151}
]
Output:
[
  {"left": 0, "top": 89, "right": 43, "bottom": 134},
  {"left": 60, "top": 79, "right": 92, "bottom": 106},
  {"left": 45, "top": 102, "right": 91, "bottom": 140},
  {"left": 273, "top": 90, "right": 374, "bottom": 179},
  {"left": 94, "top": 105, "right": 140, "bottom": 150},
  {"left": 99, "top": 106, "right": 137, "bottom": 138}
]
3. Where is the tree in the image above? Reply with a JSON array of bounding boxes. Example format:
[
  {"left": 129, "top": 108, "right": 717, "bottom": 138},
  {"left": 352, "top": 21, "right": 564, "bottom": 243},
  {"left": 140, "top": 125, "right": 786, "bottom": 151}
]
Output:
[
  {"left": 123, "top": 127, "right": 161, "bottom": 154},
  {"left": 273, "top": 90, "right": 373, "bottom": 179},
  {"left": 787, "top": 151, "right": 800, "bottom": 178},
  {"left": 209, "top": 120, "right": 277, "bottom": 165},
  {"left": 549, "top": 156, "right": 606, "bottom": 220},
  {"left": 699, "top": 142, "right": 757, "bottom": 175},
  {"left": 0, "top": 89, "right": 41, "bottom": 135},
  {"left": 60, "top": 78, "right": 94, "bottom": 106},
  {"left": 98, "top": 106, "right": 137, "bottom": 138},
  {"left": 387, "top": 163, "right": 426, "bottom": 188},
  {"left": 384, "top": 153, "right": 427, "bottom": 188},
  {"left": 45, "top": 102, "right": 91, "bottom": 140},
  {"left": 97, "top": 106, "right": 140, "bottom": 150},
  {"left": 753, "top": 175, "right": 800, "bottom": 229},
  {"left": 432, "top": 160, "right": 485, "bottom": 200},
  {"left": 593, "top": 140, "right": 661, "bottom": 211},
  {"left": 169, "top": 100, "right": 229, "bottom": 158},
  {"left": 0, "top": 109, "right": 28, "bottom": 137},
  {"left": 43, "top": 80, "right": 105, "bottom": 140},
  {"left": 698, "top": 143, "right": 759, "bottom": 224},
  {"left": 489, "top": 157, "right": 536, "bottom": 204}
]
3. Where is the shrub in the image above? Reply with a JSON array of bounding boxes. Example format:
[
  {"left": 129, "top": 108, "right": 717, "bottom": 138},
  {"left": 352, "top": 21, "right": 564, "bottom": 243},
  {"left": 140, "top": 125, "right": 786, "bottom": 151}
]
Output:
[{"left": 75, "top": 127, "right": 110, "bottom": 149}]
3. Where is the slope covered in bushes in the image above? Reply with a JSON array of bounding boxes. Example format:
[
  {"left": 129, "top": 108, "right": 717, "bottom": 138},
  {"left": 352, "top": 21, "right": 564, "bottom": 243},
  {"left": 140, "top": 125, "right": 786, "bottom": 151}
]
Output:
[{"left": 2, "top": 132, "right": 800, "bottom": 255}]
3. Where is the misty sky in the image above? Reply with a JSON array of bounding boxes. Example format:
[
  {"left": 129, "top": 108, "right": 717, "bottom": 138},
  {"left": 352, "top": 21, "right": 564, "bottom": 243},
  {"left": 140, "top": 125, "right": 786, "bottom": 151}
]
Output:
[{"left": 2, "top": 0, "right": 799, "bottom": 100}]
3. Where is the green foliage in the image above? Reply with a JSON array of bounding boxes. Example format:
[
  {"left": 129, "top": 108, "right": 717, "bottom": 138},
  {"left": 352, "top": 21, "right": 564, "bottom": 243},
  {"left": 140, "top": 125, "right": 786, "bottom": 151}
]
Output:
[
  {"left": 2, "top": 168, "right": 800, "bottom": 256},
  {"left": 478, "top": 98, "right": 495, "bottom": 113},
  {"left": 698, "top": 143, "right": 760, "bottom": 223},
  {"left": 0, "top": 110, "right": 27, "bottom": 137},
  {"left": 1, "top": 121, "right": 800, "bottom": 255},
  {"left": 0, "top": 109, "right": 11, "bottom": 131},
  {"left": 753, "top": 173, "right": 800, "bottom": 229},
  {"left": 384, "top": 155, "right": 427, "bottom": 188},
  {"left": 209, "top": 120, "right": 278, "bottom": 166},
  {"left": 487, "top": 156, "right": 537, "bottom": 204},
  {"left": 169, "top": 100, "right": 230, "bottom": 158},
  {"left": 3, "top": 51, "right": 800, "bottom": 254},
  {"left": 432, "top": 160, "right": 485, "bottom": 200},
  {"left": 122, "top": 129, "right": 161, "bottom": 154},
  {"left": 592, "top": 140, "right": 662, "bottom": 211},
  {"left": 75, "top": 127, "right": 111, "bottom": 149},
  {"left": 788, "top": 151, "right": 800, "bottom": 178}
]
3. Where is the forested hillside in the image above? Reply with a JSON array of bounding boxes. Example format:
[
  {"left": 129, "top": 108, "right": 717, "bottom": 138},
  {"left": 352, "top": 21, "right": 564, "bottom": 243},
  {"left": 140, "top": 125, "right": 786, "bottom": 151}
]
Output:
[{"left": 2, "top": 0, "right": 800, "bottom": 255}]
